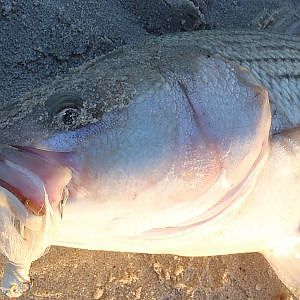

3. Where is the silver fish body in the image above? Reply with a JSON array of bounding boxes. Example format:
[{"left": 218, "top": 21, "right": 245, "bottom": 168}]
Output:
[{"left": 0, "top": 30, "right": 299, "bottom": 298}]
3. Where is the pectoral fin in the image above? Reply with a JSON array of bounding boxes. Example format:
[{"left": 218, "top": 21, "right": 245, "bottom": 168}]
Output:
[{"left": 263, "top": 239, "right": 300, "bottom": 298}]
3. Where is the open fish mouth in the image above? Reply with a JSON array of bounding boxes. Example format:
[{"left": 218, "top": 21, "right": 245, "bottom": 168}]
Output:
[
  {"left": 0, "top": 145, "right": 72, "bottom": 298},
  {"left": 0, "top": 145, "right": 72, "bottom": 216}
]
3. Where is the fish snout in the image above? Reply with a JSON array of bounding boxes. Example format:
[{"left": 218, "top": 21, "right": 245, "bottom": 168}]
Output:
[
  {"left": 0, "top": 145, "right": 73, "bottom": 298},
  {"left": 0, "top": 145, "right": 72, "bottom": 217}
]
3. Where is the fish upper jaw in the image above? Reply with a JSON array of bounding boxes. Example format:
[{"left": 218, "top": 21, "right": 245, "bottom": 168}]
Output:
[{"left": 0, "top": 145, "right": 72, "bottom": 216}]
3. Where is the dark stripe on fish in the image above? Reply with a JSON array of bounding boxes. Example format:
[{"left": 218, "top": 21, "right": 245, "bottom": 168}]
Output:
[
  {"left": 241, "top": 58, "right": 300, "bottom": 64},
  {"left": 268, "top": 73, "right": 300, "bottom": 80}
]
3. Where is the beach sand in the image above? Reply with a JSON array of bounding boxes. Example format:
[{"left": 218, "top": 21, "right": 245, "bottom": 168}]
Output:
[{"left": 0, "top": 248, "right": 295, "bottom": 299}]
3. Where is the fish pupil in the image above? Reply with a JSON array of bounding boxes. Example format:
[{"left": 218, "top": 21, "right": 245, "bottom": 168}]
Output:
[{"left": 61, "top": 108, "right": 78, "bottom": 125}]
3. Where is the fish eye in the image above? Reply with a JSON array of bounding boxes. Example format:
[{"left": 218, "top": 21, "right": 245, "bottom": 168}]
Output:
[
  {"left": 57, "top": 108, "right": 79, "bottom": 125},
  {"left": 45, "top": 93, "right": 83, "bottom": 126}
]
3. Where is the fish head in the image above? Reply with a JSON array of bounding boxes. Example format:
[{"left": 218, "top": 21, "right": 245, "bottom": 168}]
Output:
[
  {"left": 0, "top": 44, "right": 272, "bottom": 297},
  {"left": 0, "top": 44, "right": 271, "bottom": 221}
]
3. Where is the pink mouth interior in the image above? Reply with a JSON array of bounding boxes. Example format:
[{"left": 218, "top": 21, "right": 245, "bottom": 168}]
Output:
[{"left": 0, "top": 146, "right": 72, "bottom": 216}]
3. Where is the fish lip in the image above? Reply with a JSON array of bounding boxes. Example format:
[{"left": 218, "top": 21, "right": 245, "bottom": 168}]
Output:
[
  {"left": 12, "top": 145, "right": 78, "bottom": 170},
  {"left": 0, "top": 145, "right": 72, "bottom": 216},
  {"left": 0, "top": 146, "right": 46, "bottom": 216},
  {"left": 0, "top": 173, "right": 45, "bottom": 216}
]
